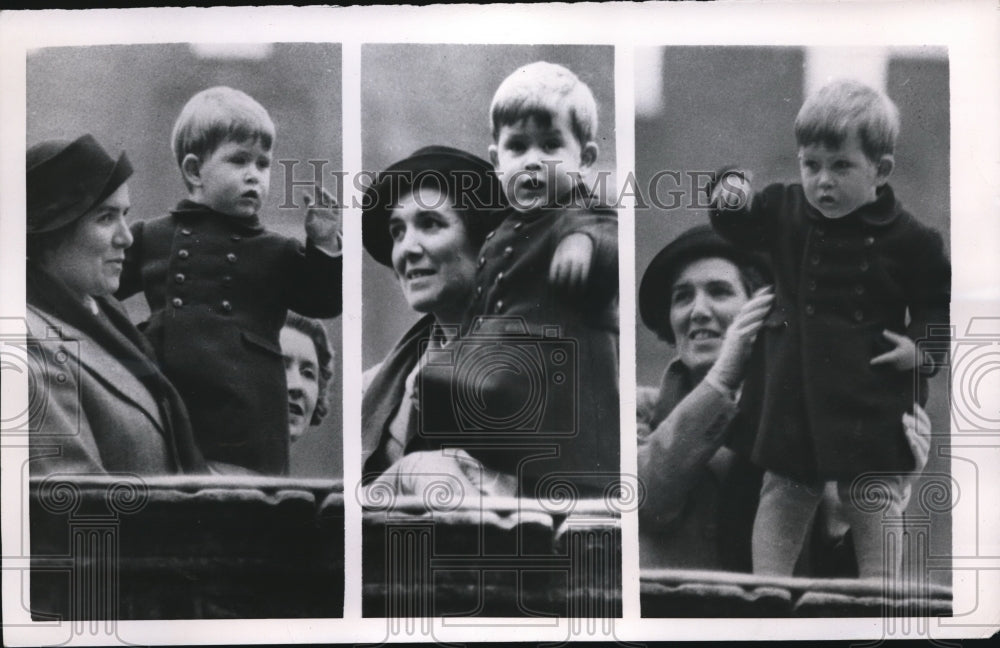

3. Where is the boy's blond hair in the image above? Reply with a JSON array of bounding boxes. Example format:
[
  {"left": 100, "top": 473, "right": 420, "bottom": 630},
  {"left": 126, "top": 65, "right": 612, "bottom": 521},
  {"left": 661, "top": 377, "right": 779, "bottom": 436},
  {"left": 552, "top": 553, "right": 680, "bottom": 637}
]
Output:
[
  {"left": 489, "top": 61, "right": 598, "bottom": 146},
  {"left": 171, "top": 86, "right": 275, "bottom": 184},
  {"left": 794, "top": 79, "right": 900, "bottom": 161}
]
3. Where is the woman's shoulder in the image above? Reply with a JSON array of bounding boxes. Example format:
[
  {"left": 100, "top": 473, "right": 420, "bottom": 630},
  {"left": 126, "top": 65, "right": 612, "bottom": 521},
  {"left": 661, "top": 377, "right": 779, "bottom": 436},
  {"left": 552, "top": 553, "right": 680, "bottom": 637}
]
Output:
[
  {"left": 362, "top": 361, "right": 384, "bottom": 395},
  {"left": 26, "top": 302, "right": 74, "bottom": 341}
]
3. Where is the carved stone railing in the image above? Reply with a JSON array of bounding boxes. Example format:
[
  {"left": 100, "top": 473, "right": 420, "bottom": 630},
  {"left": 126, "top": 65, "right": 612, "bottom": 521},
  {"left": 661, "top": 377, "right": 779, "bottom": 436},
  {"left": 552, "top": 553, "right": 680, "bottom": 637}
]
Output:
[
  {"left": 361, "top": 496, "right": 622, "bottom": 618},
  {"left": 29, "top": 476, "right": 950, "bottom": 620},
  {"left": 29, "top": 475, "right": 344, "bottom": 620},
  {"left": 641, "top": 569, "right": 952, "bottom": 617}
]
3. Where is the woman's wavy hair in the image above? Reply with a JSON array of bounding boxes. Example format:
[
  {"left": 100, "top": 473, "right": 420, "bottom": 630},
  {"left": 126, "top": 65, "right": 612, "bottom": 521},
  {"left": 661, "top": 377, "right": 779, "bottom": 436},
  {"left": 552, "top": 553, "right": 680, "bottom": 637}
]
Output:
[{"left": 284, "top": 312, "right": 335, "bottom": 426}]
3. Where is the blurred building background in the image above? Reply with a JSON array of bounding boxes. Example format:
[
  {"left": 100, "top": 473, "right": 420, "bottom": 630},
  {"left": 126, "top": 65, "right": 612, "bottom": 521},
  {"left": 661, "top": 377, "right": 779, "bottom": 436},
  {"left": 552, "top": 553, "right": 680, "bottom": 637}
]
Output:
[
  {"left": 361, "top": 44, "right": 616, "bottom": 369},
  {"left": 27, "top": 43, "right": 343, "bottom": 478},
  {"left": 634, "top": 46, "right": 950, "bottom": 583}
]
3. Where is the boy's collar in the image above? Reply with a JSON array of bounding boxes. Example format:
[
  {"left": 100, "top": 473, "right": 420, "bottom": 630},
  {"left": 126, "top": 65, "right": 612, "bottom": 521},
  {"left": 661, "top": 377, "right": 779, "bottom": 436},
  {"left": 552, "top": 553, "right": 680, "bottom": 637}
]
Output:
[
  {"left": 507, "top": 182, "right": 604, "bottom": 217},
  {"left": 172, "top": 199, "right": 265, "bottom": 232},
  {"left": 805, "top": 184, "right": 901, "bottom": 227}
]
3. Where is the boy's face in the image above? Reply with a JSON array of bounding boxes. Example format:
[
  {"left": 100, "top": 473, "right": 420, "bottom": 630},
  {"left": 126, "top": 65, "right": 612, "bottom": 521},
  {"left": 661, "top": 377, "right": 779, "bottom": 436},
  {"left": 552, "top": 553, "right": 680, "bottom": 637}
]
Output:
[
  {"left": 195, "top": 138, "right": 272, "bottom": 218},
  {"left": 798, "top": 132, "right": 892, "bottom": 220},
  {"left": 489, "top": 111, "right": 597, "bottom": 212}
]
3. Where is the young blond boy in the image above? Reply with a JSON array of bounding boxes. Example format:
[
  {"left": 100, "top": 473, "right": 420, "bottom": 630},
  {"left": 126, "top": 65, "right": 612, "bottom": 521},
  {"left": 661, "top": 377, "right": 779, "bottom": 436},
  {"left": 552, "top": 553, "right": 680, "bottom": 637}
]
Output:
[
  {"left": 117, "top": 86, "right": 342, "bottom": 474},
  {"left": 711, "top": 79, "right": 950, "bottom": 578},
  {"left": 419, "top": 62, "right": 620, "bottom": 496}
]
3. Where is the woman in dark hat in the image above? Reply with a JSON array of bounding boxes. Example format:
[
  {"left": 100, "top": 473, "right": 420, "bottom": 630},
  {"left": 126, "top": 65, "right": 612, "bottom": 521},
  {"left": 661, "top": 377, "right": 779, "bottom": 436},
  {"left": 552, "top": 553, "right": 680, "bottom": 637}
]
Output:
[
  {"left": 636, "top": 224, "right": 932, "bottom": 581},
  {"left": 360, "top": 146, "right": 512, "bottom": 495},
  {"left": 26, "top": 134, "right": 206, "bottom": 475}
]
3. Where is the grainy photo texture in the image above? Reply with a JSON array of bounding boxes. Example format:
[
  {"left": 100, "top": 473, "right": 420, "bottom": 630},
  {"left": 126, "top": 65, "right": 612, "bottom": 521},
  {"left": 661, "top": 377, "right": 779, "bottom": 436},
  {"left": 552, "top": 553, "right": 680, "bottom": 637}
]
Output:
[
  {"left": 358, "top": 44, "right": 622, "bottom": 618},
  {"left": 634, "top": 45, "right": 952, "bottom": 617},
  {"left": 23, "top": 42, "right": 345, "bottom": 620}
]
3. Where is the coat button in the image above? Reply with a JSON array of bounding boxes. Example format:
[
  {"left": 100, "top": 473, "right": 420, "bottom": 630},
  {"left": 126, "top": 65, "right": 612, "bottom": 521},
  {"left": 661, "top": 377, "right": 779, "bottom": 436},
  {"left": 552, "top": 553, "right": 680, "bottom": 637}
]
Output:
[
  {"left": 810, "top": 254, "right": 820, "bottom": 266},
  {"left": 503, "top": 246, "right": 514, "bottom": 258},
  {"left": 854, "top": 309, "right": 864, "bottom": 322},
  {"left": 178, "top": 249, "right": 190, "bottom": 259},
  {"left": 221, "top": 300, "right": 233, "bottom": 313},
  {"left": 171, "top": 297, "right": 183, "bottom": 308},
  {"left": 227, "top": 253, "right": 238, "bottom": 263},
  {"left": 476, "top": 286, "right": 483, "bottom": 296},
  {"left": 181, "top": 228, "right": 192, "bottom": 236},
  {"left": 478, "top": 256, "right": 486, "bottom": 268},
  {"left": 513, "top": 221, "right": 523, "bottom": 231},
  {"left": 486, "top": 230, "right": 495, "bottom": 240},
  {"left": 859, "top": 260, "right": 870, "bottom": 271},
  {"left": 223, "top": 275, "right": 232, "bottom": 284},
  {"left": 230, "top": 234, "right": 241, "bottom": 242},
  {"left": 494, "top": 300, "right": 504, "bottom": 313},
  {"left": 864, "top": 236, "right": 875, "bottom": 246},
  {"left": 805, "top": 304, "right": 815, "bottom": 316},
  {"left": 808, "top": 279, "right": 817, "bottom": 291},
  {"left": 496, "top": 271, "right": 504, "bottom": 284},
  {"left": 174, "top": 273, "right": 185, "bottom": 284},
  {"left": 854, "top": 284, "right": 865, "bottom": 295}
]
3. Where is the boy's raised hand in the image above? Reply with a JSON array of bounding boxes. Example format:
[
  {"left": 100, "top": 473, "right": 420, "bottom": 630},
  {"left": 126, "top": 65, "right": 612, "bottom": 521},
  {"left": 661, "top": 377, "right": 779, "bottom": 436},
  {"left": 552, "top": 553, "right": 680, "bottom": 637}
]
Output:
[
  {"left": 549, "top": 232, "right": 594, "bottom": 295},
  {"left": 711, "top": 170, "right": 754, "bottom": 210},
  {"left": 304, "top": 185, "right": 341, "bottom": 254},
  {"left": 870, "top": 329, "right": 917, "bottom": 371}
]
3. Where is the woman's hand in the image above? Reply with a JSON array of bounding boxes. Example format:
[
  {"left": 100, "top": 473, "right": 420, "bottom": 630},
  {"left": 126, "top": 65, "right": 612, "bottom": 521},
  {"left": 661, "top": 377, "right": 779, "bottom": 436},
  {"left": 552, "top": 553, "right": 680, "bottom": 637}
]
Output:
[
  {"left": 304, "top": 185, "right": 341, "bottom": 254},
  {"left": 903, "top": 403, "right": 932, "bottom": 475},
  {"left": 705, "top": 285, "right": 774, "bottom": 392},
  {"left": 549, "top": 232, "right": 594, "bottom": 294}
]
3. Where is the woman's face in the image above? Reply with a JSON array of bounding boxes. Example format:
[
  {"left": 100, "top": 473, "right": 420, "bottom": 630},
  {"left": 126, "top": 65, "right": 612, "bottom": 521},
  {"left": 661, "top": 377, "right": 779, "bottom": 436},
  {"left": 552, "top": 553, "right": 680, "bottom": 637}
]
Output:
[
  {"left": 668, "top": 256, "right": 749, "bottom": 374},
  {"left": 281, "top": 325, "right": 320, "bottom": 442},
  {"left": 389, "top": 186, "right": 479, "bottom": 321},
  {"left": 41, "top": 183, "right": 133, "bottom": 300}
]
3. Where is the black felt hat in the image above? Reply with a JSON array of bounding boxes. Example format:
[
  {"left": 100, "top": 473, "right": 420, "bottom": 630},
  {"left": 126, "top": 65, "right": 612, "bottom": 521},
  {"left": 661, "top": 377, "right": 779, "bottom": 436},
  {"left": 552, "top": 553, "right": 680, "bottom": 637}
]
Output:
[
  {"left": 27, "top": 134, "right": 133, "bottom": 234},
  {"left": 639, "top": 224, "right": 770, "bottom": 343},
  {"left": 362, "top": 146, "right": 507, "bottom": 267}
]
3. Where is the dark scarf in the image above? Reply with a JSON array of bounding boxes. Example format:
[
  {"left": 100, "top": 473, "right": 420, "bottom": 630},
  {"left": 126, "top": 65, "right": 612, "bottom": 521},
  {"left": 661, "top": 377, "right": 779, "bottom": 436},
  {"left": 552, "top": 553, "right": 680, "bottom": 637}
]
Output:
[
  {"left": 360, "top": 314, "right": 437, "bottom": 481},
  {"left": 27, "top": 263, "right": 208, "bottom": 474}
]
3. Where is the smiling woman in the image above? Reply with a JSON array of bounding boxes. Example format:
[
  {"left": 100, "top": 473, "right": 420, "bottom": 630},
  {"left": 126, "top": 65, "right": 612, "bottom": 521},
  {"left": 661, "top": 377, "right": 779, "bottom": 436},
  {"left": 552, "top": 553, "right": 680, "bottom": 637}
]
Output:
[
  {"left": 360, "top": 146, "right": 506, "bottom": 485},
  {"left": 281, "top": 312, "right": 335, "bottom": 443},
  {"left": 25, "top": 134, "right": 206, "bottom": 475}
]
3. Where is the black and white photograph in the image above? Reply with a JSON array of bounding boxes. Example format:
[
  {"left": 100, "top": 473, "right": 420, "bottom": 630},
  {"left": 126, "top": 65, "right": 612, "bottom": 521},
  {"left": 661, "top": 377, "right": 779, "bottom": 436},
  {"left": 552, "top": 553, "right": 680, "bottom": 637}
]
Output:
[
  {"left": 21, "top": 42, "right": 345, "bottom": 620},
  {"left": 0, "top": 2, "right": 998, "bottom": 645},
  {"left": 634, "top": 45, "right": 953, "bottom": 616},
  {"left": 358, "top": 43, "right": 622, "bottom": 617}
]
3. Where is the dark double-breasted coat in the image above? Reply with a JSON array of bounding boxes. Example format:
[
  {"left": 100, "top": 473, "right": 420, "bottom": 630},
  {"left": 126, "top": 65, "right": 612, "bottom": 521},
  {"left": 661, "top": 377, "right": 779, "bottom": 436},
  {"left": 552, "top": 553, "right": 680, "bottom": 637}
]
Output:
[
  {"left": 711, "top": 184, "right": 950, "bottom": 481},
  {"left": 117, "top": 200, "right": 342, "bottom": 474},
  {"left": 418, "top": 196, "right": 620, "bottom": 496}
]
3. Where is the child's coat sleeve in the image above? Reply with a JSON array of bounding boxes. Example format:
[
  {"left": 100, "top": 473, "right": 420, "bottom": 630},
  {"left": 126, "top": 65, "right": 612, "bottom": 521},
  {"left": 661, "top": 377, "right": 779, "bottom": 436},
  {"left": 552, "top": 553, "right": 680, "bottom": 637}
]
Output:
[{"left": 283, "top": 238, "right": 344, "bottom": 319}]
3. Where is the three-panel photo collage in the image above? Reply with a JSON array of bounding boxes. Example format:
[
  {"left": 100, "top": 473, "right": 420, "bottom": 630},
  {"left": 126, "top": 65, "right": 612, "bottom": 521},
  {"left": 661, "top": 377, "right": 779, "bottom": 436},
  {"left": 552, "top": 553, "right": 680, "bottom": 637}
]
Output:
[{"left": 14, "top": 27, "right": 962, "bottom": 638}]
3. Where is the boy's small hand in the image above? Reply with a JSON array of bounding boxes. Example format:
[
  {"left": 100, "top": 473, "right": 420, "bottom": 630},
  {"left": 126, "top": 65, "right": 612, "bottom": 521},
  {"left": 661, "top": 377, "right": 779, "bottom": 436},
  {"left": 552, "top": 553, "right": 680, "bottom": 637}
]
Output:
[
  {"left": 711, "top": 170, "right": 753, "bottom": 210},
  {"left": 870, "top": 329, "right": 917, "bottom": 371},
  {"left": 549, "top": 232, "right": 594, "bottom": 294},
  {"left": 304, "top": 186, "right": 341, "bottom": 254}
]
